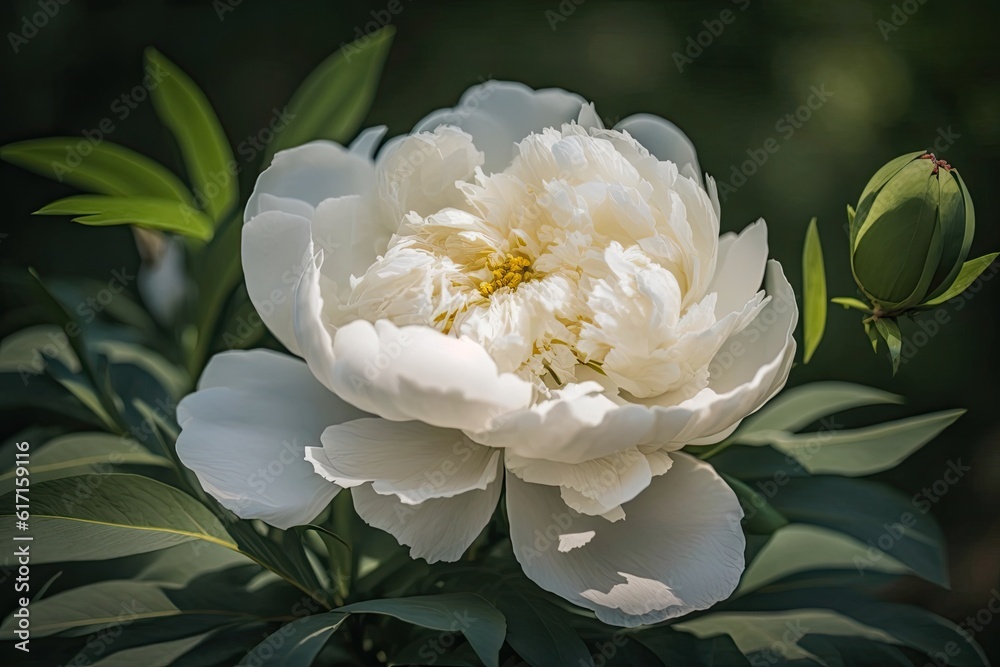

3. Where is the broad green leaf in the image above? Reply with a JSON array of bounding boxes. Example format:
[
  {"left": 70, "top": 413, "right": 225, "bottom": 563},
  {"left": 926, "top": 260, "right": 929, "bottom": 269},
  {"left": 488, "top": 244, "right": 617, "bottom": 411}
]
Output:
[
  {"left": 89, "top": 633, "right": 213, "bottom": 667},
  {"left": 0, "top": 432, "right": 171, "bottom": 494},
  {"left": 768, "top": 477, "right": 948, "bottom": 587},
  {"left": 236, "top": 612, "right": 347, "bottom": 667},
  {"left": 737, "top": 409, "right": 963, "bottom": 476},
  {"left": 722, "top": 473, "right": 788, "bottom": 535},
  {"left": 93, "top": 339, "right": 191, "bottom": 399},
  {"left": 920, "top": 252, "right": 998, "bottom": 306},
  {"left": 264, "top": 26, "right": 395, "bottom": 161},
  {"left": 1, "top": 138, "right": 192, "bottom": 203},
  {"left": 36, "top": 195, "right": 214, "bottom": 241},
  {"left": 0, "top": 579, "right": 246, "bottom": 638},
  {"left": 738, "top": 525, "right": 910, "bottom": 595},
  {"left": 735, "top": 382, "right": 902, "bottom": 440},
  {"left": 493, "top": 589, "right": 594, "bottom": 667},
  {"left": 0, "top": 371, "right": 104, "bottom": 427},
  {"left": 676, "top": 610, "right": 906, "bottom": 666},
  {"left": 634, "top": 630, "right": 751, "bottom": 666},
  {"left": 172, "top": 624, "right": 287, "bottom": 667},
  {"left": 338, "top": 593, "right": 506, "bottom": 667},
  {"left": 802, "top": 217, "right": 827, "bottom": 363},
  {"left": 0, "top": 474, "right": 237, "bottom": 564},
  {"left": 831, "top": 296, "right": 872, "bottom": 313},
  {"left": 875, "top": 317, "right": 903, "bottom": 375},
  {"left": 43, "top": 353, "right": 119, "bottom": 432},
  {"left": 728, "top": 587, "right": 988, "bottom": 667},
  {"left": 0, "top": 324, "right": 80, "bottom": 375},
  {"left": 145, "top": 48, "right": 237, "bottom": 222}
]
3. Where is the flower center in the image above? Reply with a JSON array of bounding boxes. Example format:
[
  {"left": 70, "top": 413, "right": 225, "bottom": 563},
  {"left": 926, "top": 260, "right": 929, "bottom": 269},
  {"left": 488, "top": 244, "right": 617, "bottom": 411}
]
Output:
[{"left": 478, "top": 252, "right": 534, "bottom": 297}]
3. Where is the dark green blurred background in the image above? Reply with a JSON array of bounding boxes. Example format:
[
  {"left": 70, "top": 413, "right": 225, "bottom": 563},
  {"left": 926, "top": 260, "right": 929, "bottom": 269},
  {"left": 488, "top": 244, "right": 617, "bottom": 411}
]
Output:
[{"left": 2, "top": 0, "right": 998, "bottom": 660}]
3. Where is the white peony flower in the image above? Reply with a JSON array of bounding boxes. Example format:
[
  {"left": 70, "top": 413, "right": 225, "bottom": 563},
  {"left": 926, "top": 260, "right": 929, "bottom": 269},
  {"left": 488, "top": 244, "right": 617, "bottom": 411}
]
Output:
[{"left": 176, "top": 82, "right": 797, "bottom": 627}]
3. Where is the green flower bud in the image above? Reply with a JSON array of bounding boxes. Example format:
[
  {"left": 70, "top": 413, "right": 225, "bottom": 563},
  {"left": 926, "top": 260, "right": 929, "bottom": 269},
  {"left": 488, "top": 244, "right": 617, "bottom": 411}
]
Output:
[{"left": 849, "top": 151, "right": 975, "bottom": 313}]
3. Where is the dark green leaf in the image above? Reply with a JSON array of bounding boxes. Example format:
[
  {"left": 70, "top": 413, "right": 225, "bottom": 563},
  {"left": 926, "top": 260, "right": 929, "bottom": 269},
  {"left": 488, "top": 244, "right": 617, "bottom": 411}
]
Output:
[
  {"left": 494, "top": 589, "right": 593, "bottom": 667},
  {"left": 723, "top": 473, "right": 788, "bottom": 535},
  {"left": 237, "top": 612, "right": 347, "bottom": 667},
  {"left": 338, "top": 593, "right": 506, "bottom": 667},
  {"left": 0, "top": 474, "right": 237, "bottom": 563},
  {"left": 767, "top": 477, "right": 948, "bottom": 587}
]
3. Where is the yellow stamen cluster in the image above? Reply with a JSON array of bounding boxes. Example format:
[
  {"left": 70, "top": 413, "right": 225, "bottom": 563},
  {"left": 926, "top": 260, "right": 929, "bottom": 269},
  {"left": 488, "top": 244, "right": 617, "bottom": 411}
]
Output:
[{"left": 479, "top": 253, "right": 534, "bottom": 297}]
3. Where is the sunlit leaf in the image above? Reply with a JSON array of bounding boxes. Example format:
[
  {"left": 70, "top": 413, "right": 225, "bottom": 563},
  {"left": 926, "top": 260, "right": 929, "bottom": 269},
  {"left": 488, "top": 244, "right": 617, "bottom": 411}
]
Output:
[
  {"left": 802, "top": 217, "right": 827, "bottom": 363},
  {"left": 146, "top": 48, "right": 237, "bottom": 222},
  {"left": 264, "top": 26, "right": 395, "bottom": 161},
  {"left": 1, "top": 138, "right": 192, "bottom": 203},
  {"left": 36, "top": 194, "right": 214, "bottom": 241}
]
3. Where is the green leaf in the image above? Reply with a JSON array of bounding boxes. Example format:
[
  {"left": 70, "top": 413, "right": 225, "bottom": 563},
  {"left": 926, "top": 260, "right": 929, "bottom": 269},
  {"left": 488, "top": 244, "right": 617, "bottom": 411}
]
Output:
[
  {"left": 875, "top": 317, "right": 903, "bottom": 375},
  {"left": 493, "top": 589, "right": 594, "bottom": 667},
  {"left": 920, "top": 252, "right": 999, "bottom": 306},
  {"left": 1, "top": 138, "right": 193, "bottom": 203},
  {"left": 145, "top": 48, "right": 237, "bottom": 222},
  {"left": 802, "top": 217, "right": 827, "bottom": 364},
  {"left": 831, "top": 296, "right": 872, "bottom": 313},
  {"left": 736, "top": 409, "right": 964, "bottom": 476},
  {"left": 337, "top": 593, "right": 506, "bottom": 667},
  {"left": 0, "top": 578, "right": 256, "bottom": 639},
  {"left": 0, "top": 473, "right": 237, "bottom": 563},
  {"left": 735, "top": 382, "right": 903, "bottom": 440},
  {"left": 25, "top": 271, "right": 125, "bottom": 430},
  {"left": 35, "top": 194, "right": 214, "bottom": 241},
  {"left": 264, "top": 26, "right": 395, "bottom": 162},
  {"left": 634, "top": 629, "right": 751, "bottom": 666},
  {"left": 236, "top": 612, "right": 347, "bottom": 667},
  {"left": 864, "top": 320, "right": 880, "bottom": 353},
  {"left": 0, "top": 371, "right": 104, "bottom": 427},
  {"left": 722, "top": 473, "right": 788, "bottom": 535},
  {"left": 728, "top": 587, "right": 988, "bottom": 667},
  {"left": 738, "top": 525, "right": 911, "bottom": 594},
  {"left": 768, "top": 477, "right": 948, "bottom": 587},
  {"left": 0, "top": 432, "right": 171, "bottom": 494},
  {"left": 846, "top": 203, "right": 856, "bottom": 228},
  {"left": 676, "top": 608, "right": 902, "bottom": 666}
]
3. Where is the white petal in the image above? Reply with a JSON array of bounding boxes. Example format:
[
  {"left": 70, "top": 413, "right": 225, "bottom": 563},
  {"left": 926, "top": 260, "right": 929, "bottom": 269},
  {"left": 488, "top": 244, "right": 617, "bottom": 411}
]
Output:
[
  {"left": 414, "top": 81, "right": 586, "bottom": 173},
  {"left": 706, "top": 220, "right": 769, "bottom": 317},
  {"left": 306, "top": 419, "right": 500, "bottom": 504},
  {"left": 470, "top": 383, "right": 654, "bottom": 464},
  {"left": 376, "top": 125, "right": 484, "bottom": 224},
  {"left": 176, "top": 349, "right": 367, "bottom": 529},
  {"left": 242, "top": 210, "right": 314, "bottom": 356},
  {"left": 506, "top": 452, "right": 744, "bottom": 627},
  {"left": 614, "top": 114, "right": 702, "bottom": 185},
  {"left": 324, "top": 319, "right": 534, "bottom": 431},
  {"left": 245, "top": 140, "right": 375, "bottom": 221},
  {"left": 351, "top": 462, "right": 502, "bottom": 563},
  {"left": 350, "top": 125, "right": 388, "bottom": 159},
  {"left": 310, "top": 195, "right": 391, "bottom": 303},
  {"left": 577, "top": 102, "right": 605, "bottom": 130},
  {"left": 642, "top": 260, "right": 798, "bottom": 445},
  {"left": 506, "top": 448, "right": 658, "bottom": 518}
]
